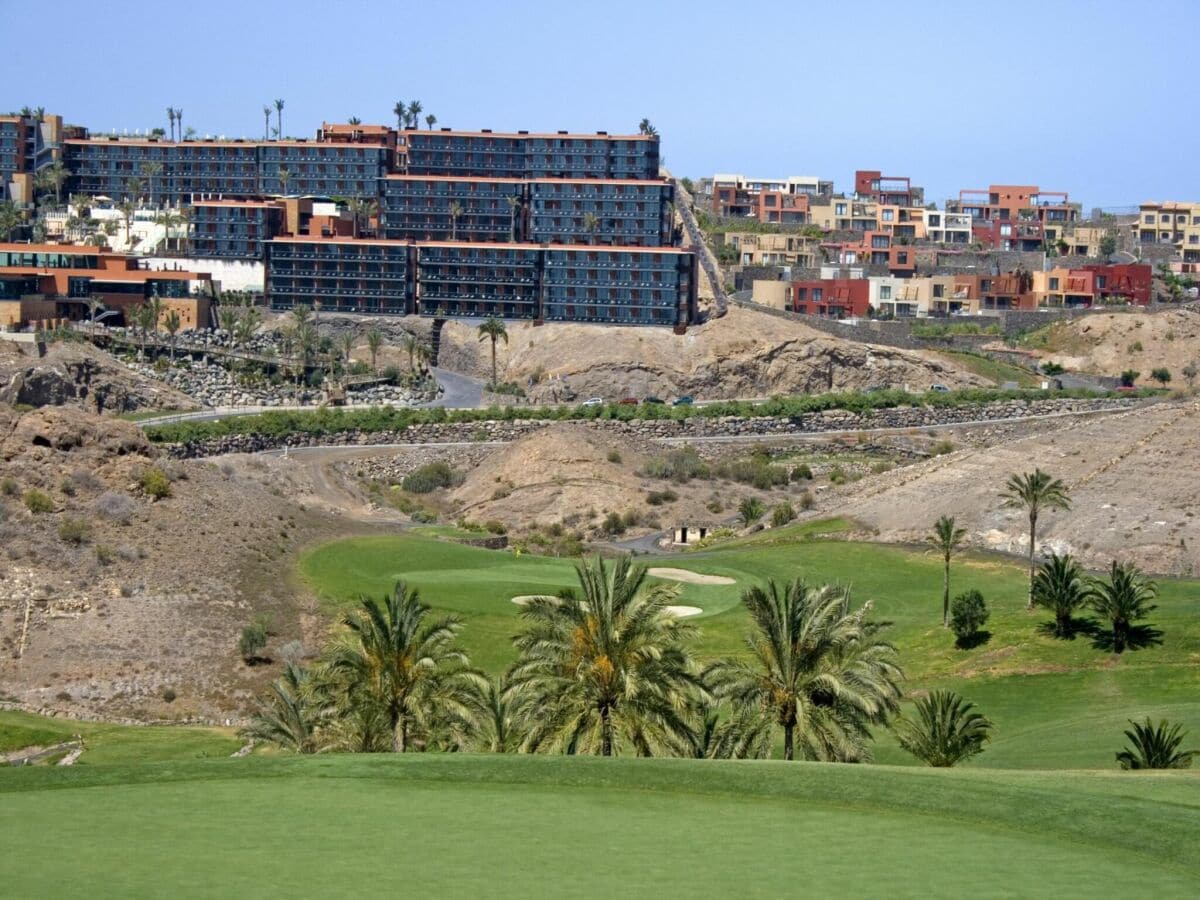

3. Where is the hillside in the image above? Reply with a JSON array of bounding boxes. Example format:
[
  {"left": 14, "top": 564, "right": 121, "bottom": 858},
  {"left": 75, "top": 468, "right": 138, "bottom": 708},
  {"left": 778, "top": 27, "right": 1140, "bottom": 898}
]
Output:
[
  {"left": 827, "top": 399, "right": 1200, "bottom": 574},
  {"left": 437, "top": 304, "right": 986, "bottom": 401},
  {"left": 1022, "top": 306, "right": 1200, "bottom": 380}
]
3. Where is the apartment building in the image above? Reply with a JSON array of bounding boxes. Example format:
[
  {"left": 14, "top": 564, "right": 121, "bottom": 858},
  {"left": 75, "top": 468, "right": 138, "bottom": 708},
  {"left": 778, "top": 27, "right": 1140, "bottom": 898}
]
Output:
[
  {"left": 875, "top": 204, "right": 927, "bottom": 241},
  {"left": 948, "top": 184, "right": 1078, "bottom": 248},
  {"left": 191, "top": 200, "right": 286, "bottom": 260},
  {"left": 0, "top": 243, "right": 212, "bottom": 328},
  {"left": 924, "top": 210, "right": 972, "bottom": 244},
  {"left": 723, "top": 233, "right": 818, "bottom": 267},
  {"left": 0, "top": 113, "right": 65, "bottom": 206},
  {"left": 267, "top": 237, "right": 411, "bottom": 316},
  {"left": 808, "top": 197, "right": 876, "bottom": 232},
  {"left": 401, "top": 130, "right": 659, "bottom": 180},
  {"left": 836, "top": 231, "right": 916, "bottom": 276},
  {"left": 1060, "top": 224, "right": 1117, "bottom": 257},
  {"left": 790, "top": 278, "right": 869, "bottom": 318},
  {"left": 710, "top": 174, "right": 831, "bottom": 221},
  {"left": 854, "top": 170, "right": 924, "bottom": 207},
  {"left": 417, "top": 242, "right": 542, "bottom": 319},
  {"left": 540, "top": 246, "right": 696, "bottom": 327}
]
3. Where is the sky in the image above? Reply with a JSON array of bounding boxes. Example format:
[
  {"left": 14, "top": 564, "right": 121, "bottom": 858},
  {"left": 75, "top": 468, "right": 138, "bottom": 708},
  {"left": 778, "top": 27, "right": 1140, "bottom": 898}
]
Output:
[{"left": 5, "top": 0, "right": 1197, "bottom": 211}]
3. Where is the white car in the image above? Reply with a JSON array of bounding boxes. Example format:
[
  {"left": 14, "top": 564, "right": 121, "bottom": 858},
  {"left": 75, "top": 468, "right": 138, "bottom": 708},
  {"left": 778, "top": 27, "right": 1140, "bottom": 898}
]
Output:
[{"left": 581, "top": 397, "right": 604, "bottom": 407}]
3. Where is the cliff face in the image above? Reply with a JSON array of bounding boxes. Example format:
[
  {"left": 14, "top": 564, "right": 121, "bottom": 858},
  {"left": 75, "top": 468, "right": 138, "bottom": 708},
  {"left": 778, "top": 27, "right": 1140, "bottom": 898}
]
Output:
[{"left": 438, "top": 305, "right": 985, "bottom": 401}]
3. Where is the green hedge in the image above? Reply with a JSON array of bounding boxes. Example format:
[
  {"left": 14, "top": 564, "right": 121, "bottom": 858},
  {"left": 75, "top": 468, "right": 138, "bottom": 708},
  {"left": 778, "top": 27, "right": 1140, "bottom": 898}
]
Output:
[{"left": 144, "top": 388, "right": 1151, "bottom": 445}]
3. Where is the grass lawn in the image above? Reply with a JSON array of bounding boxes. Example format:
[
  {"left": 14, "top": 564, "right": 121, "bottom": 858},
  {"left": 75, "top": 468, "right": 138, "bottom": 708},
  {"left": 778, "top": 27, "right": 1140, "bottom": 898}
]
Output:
[
  {"left": 0, "top": 708, "right": 240, "bottom": 765},
  {"left": 300, "top": 525, "right": 1200, "bottom": 768},
  {"left": 1, "top": 755, "right": 1197, "bottom": 897},
  {"left": 933, "top": 350, "right": 1041, "bottom": 387}
]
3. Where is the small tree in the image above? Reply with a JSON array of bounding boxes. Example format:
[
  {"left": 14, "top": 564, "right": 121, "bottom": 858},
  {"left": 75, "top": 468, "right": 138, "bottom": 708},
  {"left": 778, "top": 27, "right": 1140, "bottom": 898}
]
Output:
[
  {"left": 771, "top": 502, "right": 795, "bottom": 528},
  {"left": 366, "top": 327, "right": 383, "bottom": 373},
  {"left": 1032, "top": 553, "right": 1089, "bottom": 638},
  {"left": 1115, "top": 718, "right": 1196, "bottom": 770},
  {"left": 894, "top": 690, "right": 992, "bottom": 767},
  {"left": 737, "top": 497, "right": 764, "bottom": 528},
  {"left": 162, "top": 309, "right": 181, "bottom": 361},
  {"left": 1089, "top": 561, "right": 1157, "bottom": 654},
  {"left": 239, "top": 618, "right": 269, "bottom": 664},
  {"left": 1183, "top": 361, "right": 1198, "bottom": 389},
  {"left": 1120, "top": 369, "right": 1139, "bottom": 388},
  {"left": 1150, "top": 367, "right": 1172, "bottom": 387},
  {"left": 950, "top": 590, "right": 989, "bottom": 648},
  {"left": 1098, "top": 233, "right": 1117, "bottom": 258}
]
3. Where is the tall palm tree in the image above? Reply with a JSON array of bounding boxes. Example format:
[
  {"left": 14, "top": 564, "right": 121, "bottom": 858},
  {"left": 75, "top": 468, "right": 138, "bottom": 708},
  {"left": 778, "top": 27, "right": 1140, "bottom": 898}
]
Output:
[
  {"left": 274, "top": 98, "right": 285, "bottom": 139},
  {"left": 448, "top": 199, "right": 464, "bottom": 240},
  {"left": 366, "top": 326, "right": 383, "bottom": 373},
  {"left": 41, "top": 161, "right": 70, "bottom": 206},
  {"left": 166, "top": 107, "right": 175, "bottom": 141},
  {"left": 163, "top": 309, "right": 181, "bottom": 361},
  {"left": 582, "top": 211, "right": 600, "bottom": 245},
  {"left": 131, "top": 302, "right": 155, "bottom": 360},
  {"left": 638, "top": 118, "right": 658, "bottom": 136},
  {"left": 401, "top": 332, "right": 417, "bottom": 372},
  {"left": 509, "top": 555, "right": 702, "bottom": 757},
  {"left": 407, "top": 100, "right": 423, "bottom": 129},
  {"left": 277, "top": 167, "right": 291, "bottom": 195},
  {"left": 86, "top": 296, "right": 104, "bottom": 338},
  {"left": 1032, "top": 553, "right": 1088, "bottom": 638},
  {"left": 240, "top": 664, "right": 325, "bottom": 754},
  {"left": 1115, "top": 718, "right": 1196, "bottom": 770},
  {"left": 0, "top": 200, "right": 23, "bottom": 241},
  {"left": 327, "top": 583, "right": 480, "bottom": 752},
  {"left": 1001, "top": 469, "right": 1071, "bottom": 609},
  {"left": 262, "top": 105, "right": 272, "bottom": 140},
  {"left": 894, "top": 689, "right": 992, "bottom": 767},
  {"left": 339, "top": 331, "right": 354, "bottom": 369},
  {"left": 393, "top": 100, "right": 406, "bottom": 130},
  {"left": 1088, "top": 561, "right": 1157, "bottom": 654},
  {"left": 425, "top": 113, "right": 437, "bottom": 130},
  {"left": 347, "top": 116, "right": 362, "bottom": 126},
  {"left": 927, "top": 515, "right": 967, "bottom": 627},
  {"left": 477, "top": 316, "right": 507, "bottom": 388},
  {"left": 140, "top": 161, "right": 163, "bottom": 208},
  {"left": 176, "top": 109, "right": 184, "bottom": 141},
  {"left": 706, "top": 579, "right": 903, "bottom": 762},
  {"left": 505, "top": 195, "right": 522, "bottom": 242}
]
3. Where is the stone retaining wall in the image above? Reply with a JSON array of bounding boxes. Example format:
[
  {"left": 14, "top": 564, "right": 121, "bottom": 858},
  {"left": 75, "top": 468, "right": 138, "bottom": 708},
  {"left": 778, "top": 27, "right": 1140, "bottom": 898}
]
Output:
[{"left": 167, "top": 397, "right": 1142, "bottom": 458}]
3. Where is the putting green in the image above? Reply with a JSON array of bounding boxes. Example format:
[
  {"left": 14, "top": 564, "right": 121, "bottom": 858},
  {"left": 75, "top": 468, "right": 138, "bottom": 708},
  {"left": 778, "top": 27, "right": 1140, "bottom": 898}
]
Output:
[{"left": 2, "top": 756, "right": 1196, "bottom": 898}]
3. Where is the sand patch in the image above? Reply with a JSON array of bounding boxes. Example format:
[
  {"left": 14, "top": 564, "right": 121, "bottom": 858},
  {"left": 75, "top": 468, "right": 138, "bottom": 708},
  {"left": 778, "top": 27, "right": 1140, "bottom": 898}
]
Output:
[
  {"left": 647, "top": 568, "right": 736, "bottom": 586},
  {"left": 666, "top": 605, "right": 703, "bottom": 618},
  {"left": 511, "top": 595, "right": 557, "bottom": 606}
]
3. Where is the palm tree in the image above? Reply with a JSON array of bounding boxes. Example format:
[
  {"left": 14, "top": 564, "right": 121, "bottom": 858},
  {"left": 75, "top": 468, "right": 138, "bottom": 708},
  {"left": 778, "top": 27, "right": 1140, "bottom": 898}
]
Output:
[
  {"left": 894, "top": 689, "right": 992, "bottom": 767},
  {"left": 0, "top": 200, "right": 24, "bottom": 241},
  {"left": 347, "top": 116, "right": 362, "bottom": 126},
  {"left": 1001, "top": 469, "right": 1071, "bottom": 609},
  {"left": 413, "top": 339, "right": 432, "bottom": 372},
  {"left": 400, "top": 332, "right": 417, "bottom": 372},
  {"left": 163, "top": 309, "right": 182, "bottom": 361},
  {"left": 473, "top": 677, "right": 521, "bottom": 753},
  {"left": 217, "top": 303, "right": 241, "bottom": 337},
  {"left": 638, "top": 118, "right": 658, "bottom": 136},
  {"left": 234, "top": 305, "right": 262, "bottom": 352},
  {"left": 688, "top": 698, "right": 772, "bottom": 760},
  {"left": 448, "top": 199, "right": 464, "bottom": 240},
  {"left": 425, "top": 113, "right": 437, "bottom": 131},
  {"left": 737, "top": 497, "right": 764, "bottom": 527},
  {"left": 582, "top": 211, "right": 600, "bottom": 245},
  {"left": 407, "top": 100, "right": 423, "bottom": 129},
  {"left": 85, "top": 296, "right": 104, "bottom": 338},
  {"left": 140, "top": 162, "right": 163, "bottom": 208},
  {"left": 393, "top": 101, "right": 406, "bottom": 130},
  {"left": 240, "top": 664, "right": 325, "bottom": 754},
  {"left": 131, "top": 302, "right": 155, "bottom": 360},
  {"left": 339, "top": 331, "right": 354, "bottom": 369},
  {"left": 477, "top": 317, "right": 507, "bottom": 388},
  {"left": 706, "top": 579, "right": 903, "bottom": 762},
  {"left": 508, "top": 555, "right": 702, "bottom": 757},
  {"left": 262, "top": 105, "right": 272, "bottom": 140},
  {"left": 366, "top": 326, "right": 383, "bottom": 373},
  {"left": 274, "top": 98, "right": 285, "bottom": 139},
  {"left": 117, "top": 198, "right": 137, "bottom": 248},
  {"left": 1088, "top": 561, "right": 1157, "bottom": 654},
  {"left": 927, "top": 515, "right": 967, "bottom": 627},
  {"left": 1115, "top": 718, "right": 1196, "bottom": 770},
  {"left": 277, "top": 167, "right": 291, "bottom": 195},
  {"left": 176, "top": 109, "right": 184, "bottom": 141},
  {"left": 505, "top": 195, "right": 522, "bottom": 241},
  {"left": 1032, "top": 553, "right": 1089, "bottom": 638},
  {"left": 40, "top": 161, "right": 70, "bottom": 206},
  {"left": 166, "top": 107, "right": 175, "bottom": 141},
  {"left": 327, "top": 583, "right": 480, "bottom": 752}
]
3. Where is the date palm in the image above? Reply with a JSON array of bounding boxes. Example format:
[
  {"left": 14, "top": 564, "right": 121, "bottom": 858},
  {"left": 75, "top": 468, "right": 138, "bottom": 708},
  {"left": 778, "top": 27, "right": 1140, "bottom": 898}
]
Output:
[
  {"left": 162, "top": 309, "right": 181, "bottom": 361},
  {"left": 706, "top": 579, "right": 903, "bottom": 762},
  {"left": 0, "top": 200, "right": 23, "bottom": 241},
  {"left": 583, "top": 211, "right": 600, "bottom": 245},
  {"left": 140, "top": 161, "right": 163, "bottom": 208},
  {"left": 401, "top": 332, "right": 417, "bottom": 372},
  {"left": 240, "top": 663, "right": 324, "bottom": 754},
  {"left": 927, "top": 515, "right": 967, "bottom": 627},
  {"left": 894, "top": 689, "right": 992, "bottom": 767},
  {"left": 477, "top": 317, "right": 507, "bottom": 388},
  {"left": 1088, "top": 561, "right": 1157, "bottom": 654},
  {"left": 448, "top": 199, "right": 464, "bottom": 240},
  {"left": 1032, "top": 553, "right": 1088, "bottom": 638},
  {"left": 327, "top": 583, "right": 481, "bottom": 752},
  {"left": 508, "top": 555, "right": 703, "bottom": 757},
  {"left": 274, "top": 98, "right": 285, "bottom": 138},
  {"left": 407, "top": 100, "right": 422, "bottom": 129},
  {"left": 688, "top": 698, "right": 772, "bottom": 760},
  {"left": 1115, "top": 718, "right": 1195, "bottom": 770},
  {"left": 1001, "top": 469, "right": 1071, "bottom": 609},
  {"left": 262, "top": 104, "right": 272, "bottom": 140},
  {"left": 366, "top": 326, "right": 383, "bottom": 373},
  {"left": 393, "top": 100, "right": 406, "bottom": 130},
  {"left": 473, "top": 677, "right": 521, "bottom": 753},
  {"left": 425, "top": 113, "right": 437, "bottom": 131}
]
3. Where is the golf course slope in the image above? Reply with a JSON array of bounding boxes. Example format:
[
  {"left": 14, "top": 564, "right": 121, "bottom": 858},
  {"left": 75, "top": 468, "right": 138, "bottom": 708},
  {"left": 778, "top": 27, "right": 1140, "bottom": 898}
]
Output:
[{"left": 2, "top": 756, "right": 1197, "bottom": 897}]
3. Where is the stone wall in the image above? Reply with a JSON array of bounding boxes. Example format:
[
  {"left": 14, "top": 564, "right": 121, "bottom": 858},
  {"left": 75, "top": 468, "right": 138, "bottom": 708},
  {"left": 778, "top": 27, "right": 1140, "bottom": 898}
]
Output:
[{"left": 167, "top": 396, "right": 1143, "bottom": 458}]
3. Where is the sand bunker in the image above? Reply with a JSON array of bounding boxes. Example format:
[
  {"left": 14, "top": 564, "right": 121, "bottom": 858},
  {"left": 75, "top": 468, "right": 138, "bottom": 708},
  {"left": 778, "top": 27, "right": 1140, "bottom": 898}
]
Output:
[
  {"left": 511, "top": 595, "right": 556, "bottom": 606},
  {"left": 647, "top": 568, "right": 736, "bottom": 586},
  {"left": 665, "top": 605, "right": 703, "bottom": 618}
]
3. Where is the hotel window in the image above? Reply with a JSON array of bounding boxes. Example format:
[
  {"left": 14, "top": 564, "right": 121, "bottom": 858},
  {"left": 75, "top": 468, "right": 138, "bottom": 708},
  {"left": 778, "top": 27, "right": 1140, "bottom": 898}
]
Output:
[{"left": 879, "top": 285, "right": 892, "bottom": 300}]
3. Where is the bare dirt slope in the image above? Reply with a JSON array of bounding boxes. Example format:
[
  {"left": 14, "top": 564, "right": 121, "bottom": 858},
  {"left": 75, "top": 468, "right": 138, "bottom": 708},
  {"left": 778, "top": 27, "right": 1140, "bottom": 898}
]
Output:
[
  {"left": 0, "top": 405, "right": 374, "bottom": 721},
  {"left": 438, "top": 304, "right": 985, "bottom": 402},
  {"left": 1024, "top": 307, "right": 1200, "bottom": 379},
  {"left": 0, "top": 339, "right": 196, "bottom": 414},
  {"left": 828, "top": 400, "right": 1200, "bottom": 575}
]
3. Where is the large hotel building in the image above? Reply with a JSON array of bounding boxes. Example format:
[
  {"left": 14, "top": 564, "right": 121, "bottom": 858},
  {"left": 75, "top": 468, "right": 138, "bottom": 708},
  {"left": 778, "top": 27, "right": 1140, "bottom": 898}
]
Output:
[{"left": 3, "top": 116, "right": 696, "bottom": 330}]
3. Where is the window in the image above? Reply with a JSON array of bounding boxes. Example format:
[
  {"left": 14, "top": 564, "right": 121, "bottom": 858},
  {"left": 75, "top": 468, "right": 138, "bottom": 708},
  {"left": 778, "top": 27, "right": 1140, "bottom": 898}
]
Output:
[
  {"left": 1049, "top": 277, "right": 1060, "bottom": 290},
  {"left": 933, "top": 284, "right": 944, "bottom": 298},
  {"left": 812, "top": 288, "right": 822, "bottom": 301},
  {"left": 835, "top": 203, "right": 846, "bottom": 215},
  {"left": 879, "top": 285, "right": 892, "bottom": 300},
  {"left": 881, "top": 209, "right": 894, "bottom": 222},
  {"left": 1000, "top": 224, "right": 1012, "bottom": 236}
]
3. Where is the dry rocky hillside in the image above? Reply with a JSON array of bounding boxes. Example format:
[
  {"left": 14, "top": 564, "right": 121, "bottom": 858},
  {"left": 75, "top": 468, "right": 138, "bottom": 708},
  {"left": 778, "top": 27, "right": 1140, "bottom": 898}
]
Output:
[
  {"left": 826, "top": 400, "right": 1200, "bottom": 575},
  {"left": 0, "top": 405, "right": 368, "bottom": 721},
  {"left": 0, "top": 339, "right": 195, "bottom": 414},
  {"left": 438, "top": 304, "right": 985, "bottom": 401},
  {"left": 1024, "top": 306, "right": 1200, "bottom": 380}
]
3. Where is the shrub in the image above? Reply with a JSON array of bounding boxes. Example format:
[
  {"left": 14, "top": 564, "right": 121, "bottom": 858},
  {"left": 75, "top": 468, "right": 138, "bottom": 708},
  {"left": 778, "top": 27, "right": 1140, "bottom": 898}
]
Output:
[
  {"left": 797, "top": 489, "right": 815, "bottom": 511},
  {"left": 0, "top": 477, "right": 17, "bottom": 497},
  {"left": 410, "top": 509, "right": 437, "bottom": 524},
  {"left": 871, "top": 460, "right": 893, "bottom": 474},
  {"left": 606, "top": 449, "right": 622, "bottom": 464},
  {"left": 790, "top": 463, "right": 813, "bottom": 481},
  {"left": 140, "top": 467, "right": 172, "bottom": 500},
  {"left": 828, "top": 466, "right": 848, "bottom": 485},
  {"left": 57, "top": 517, "right": 92, "bottom": 545},
  {"left": 1041, "top": 361, "right": 1065, "bottom": 376},
  {"left": 771, "top": 502, "right": 796, "bottom": 527},
  {"left": 59, "top": 477, "right": 76, "bottom": 497},
  {"left": 1120, "top": 369, "right": 1140, "bottom": 388},
  {"left": 239, "top": 619, "right": 269, "bottom": 663},
  {"left": 621, "top": 509, "right": 642, "bottom": 528},
  {"left": 483, "top": 519, "right": 507, "bottom": 535},
  {"left": 931, "top": 440, "right": 955, "bottom": 456},
  {"left": 382, "top": 365, "right": 401, "bottom": 383},
  {"left": 1127, "top": 341, "right": 1143, "bottom": 354},
  {"left": 94, "top": 492, "right": 137, "bottom": 524},
  {"left": 401, "top": 462, "right": 463, "bottom": 494},
  {"left": 646, "top": 489, "right": 678, "bottom": 506},
  {"left": 95, "top": 544, "right": 116, "bottom": 566},
  {"left": 706, "top": 498, "right": 724, "bottom": 514},
  {"left": 737, "top": 497, "right": 765, "bottom": 527},
  {"left": 643, "top": 446, "right": 709, "bottom": 483},
  {"left": 601, "top": 511, "right": 627, "bottom": 536},
  {"left": 23, "top": 489, "right": 54, "bottom": 514},
  {"left": 950, "top": 590, "right": 989, "bottom": 647},
  {"left": 160, "top": 687, "right": 177, "bottom": 703}
]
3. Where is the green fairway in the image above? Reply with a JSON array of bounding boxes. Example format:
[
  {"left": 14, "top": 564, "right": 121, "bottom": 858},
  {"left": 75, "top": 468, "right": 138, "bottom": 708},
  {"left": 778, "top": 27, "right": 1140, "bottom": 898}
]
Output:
[
  {"left": 300, "top": 527, "right": 1200, "bottom": 768},
  {"left": 2, "top": 755, "right": 1197, "bottom": 898}
]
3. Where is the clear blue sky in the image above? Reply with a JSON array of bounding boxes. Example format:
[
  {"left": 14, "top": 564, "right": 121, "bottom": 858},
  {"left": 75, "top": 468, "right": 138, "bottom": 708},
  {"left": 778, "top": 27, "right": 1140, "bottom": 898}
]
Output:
[{"left": 7, "top": 0, "right": 1196, "bottom": 210}]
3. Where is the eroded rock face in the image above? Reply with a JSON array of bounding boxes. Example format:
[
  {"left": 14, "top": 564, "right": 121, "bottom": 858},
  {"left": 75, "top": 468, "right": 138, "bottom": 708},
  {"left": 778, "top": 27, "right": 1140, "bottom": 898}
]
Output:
[{"left": 1, "top": 405, "right": 156, "bottom": 461}]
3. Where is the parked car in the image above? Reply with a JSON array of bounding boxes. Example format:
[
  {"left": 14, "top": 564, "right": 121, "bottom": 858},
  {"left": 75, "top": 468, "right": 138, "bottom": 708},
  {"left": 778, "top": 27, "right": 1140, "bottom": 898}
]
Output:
[
  {"left": 672, "top": 395, "right": 694, "bottom": 406},
  {"left": 581, "top": 397, "right": 604, "bottom": 407},
  {"left": 929, "top": 384, "right": 950, "bottom": 393},
  {"left": 643, "top": 396, "right": 665, "bottom": 405},
  {"left": 618, "top": 397, "right": 639, "bottom": 406}
]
